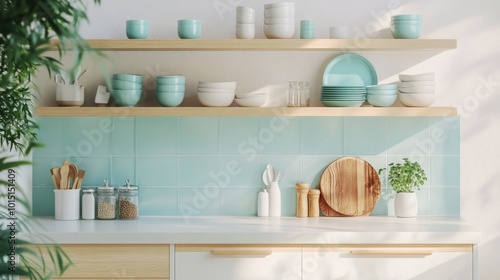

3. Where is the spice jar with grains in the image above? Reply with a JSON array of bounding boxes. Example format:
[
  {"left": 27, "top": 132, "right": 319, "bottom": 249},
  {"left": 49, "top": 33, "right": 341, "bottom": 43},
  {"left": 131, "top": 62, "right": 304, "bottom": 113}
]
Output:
[
  {"left": 118, "top": 180, "right": 139, "bottom": 220},
  {"left": 96, "top": 180, "right": 117, "bottom": 220}
]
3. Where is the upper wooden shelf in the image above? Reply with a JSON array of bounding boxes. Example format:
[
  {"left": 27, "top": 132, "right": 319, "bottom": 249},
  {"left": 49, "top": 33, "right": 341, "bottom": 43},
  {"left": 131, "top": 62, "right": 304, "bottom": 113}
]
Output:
[
  {"left": 35, "top": 106, "right": 458, "bottom": 117},
  {"left": 49, "top": 39, "right": 457, "bottom": 51}
]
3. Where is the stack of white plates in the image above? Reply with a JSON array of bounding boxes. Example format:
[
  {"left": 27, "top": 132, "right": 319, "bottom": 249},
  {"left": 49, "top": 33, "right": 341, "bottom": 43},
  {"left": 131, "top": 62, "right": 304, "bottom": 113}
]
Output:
[
  {"left": 398, "top": 72, "right": 435, "bottom": 107},
  {"left": 197, "top": 81, "right": 236, "bottom": 107},
  {"left": 263, "top": 2, "right": 295, "bottom": 39},
  {"left": 321, "top": 86, "right": 366, "bottom": 107}
]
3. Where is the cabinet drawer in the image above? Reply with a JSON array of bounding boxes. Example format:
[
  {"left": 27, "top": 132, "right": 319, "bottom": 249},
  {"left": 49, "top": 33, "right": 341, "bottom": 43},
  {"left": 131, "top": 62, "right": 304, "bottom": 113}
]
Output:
[
  {"left": 22, "top": 244, "right": 169, "bottom": 279},
  {"left": 302, "top": 244, "right": 473, "bottom": 280},
  {"left": 175, "top": 245, "right": 302, "bottom": 280}
]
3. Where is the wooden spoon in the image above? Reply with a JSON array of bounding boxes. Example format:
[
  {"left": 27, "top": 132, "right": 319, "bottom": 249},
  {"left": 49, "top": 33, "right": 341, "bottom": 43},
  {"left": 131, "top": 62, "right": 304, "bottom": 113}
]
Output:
[
  {"left": 69, "top": 164, "right": 78, "bottom": 189},
  {"left": 59, "top": 161, "right": 70, "bottom": 190}
]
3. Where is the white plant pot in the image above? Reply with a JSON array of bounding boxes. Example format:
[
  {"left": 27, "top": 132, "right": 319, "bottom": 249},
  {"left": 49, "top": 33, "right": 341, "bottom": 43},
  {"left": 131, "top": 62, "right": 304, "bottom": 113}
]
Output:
[{"left": 394, "top": 192, "right": 418, "bottom": 218}]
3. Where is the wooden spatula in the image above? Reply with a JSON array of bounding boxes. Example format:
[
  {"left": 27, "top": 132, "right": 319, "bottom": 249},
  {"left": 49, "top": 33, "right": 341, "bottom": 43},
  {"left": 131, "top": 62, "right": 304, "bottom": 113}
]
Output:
[
  {"left": 50, "top": 167, "right": 61, "bottom": 189},
  {"left": 75, "top": 170, "right": 86, "bottom": 189}
]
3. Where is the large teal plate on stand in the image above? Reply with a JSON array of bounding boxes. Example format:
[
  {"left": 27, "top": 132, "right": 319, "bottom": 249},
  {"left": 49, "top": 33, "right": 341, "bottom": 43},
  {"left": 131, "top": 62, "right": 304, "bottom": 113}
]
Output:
[{"left": 322, "top": 53, "right": 378, "bottom": 86}]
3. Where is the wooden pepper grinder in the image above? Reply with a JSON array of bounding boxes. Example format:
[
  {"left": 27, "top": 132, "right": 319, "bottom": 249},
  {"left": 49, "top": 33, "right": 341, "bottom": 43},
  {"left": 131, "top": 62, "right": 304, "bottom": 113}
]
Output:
[
  {"left": 308, "top": 189, "right": 320, "bottom": 217},
  {"left": 296, "top": 182, "right": 310, "bottom": 218}
]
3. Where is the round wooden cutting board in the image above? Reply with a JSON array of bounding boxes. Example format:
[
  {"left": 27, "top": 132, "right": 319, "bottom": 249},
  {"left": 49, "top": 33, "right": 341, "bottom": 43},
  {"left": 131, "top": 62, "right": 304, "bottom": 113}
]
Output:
[
  {"left": 319, "top": 156, "right": 381, "bottom": 216},
  {"left": 319, "top": 195, "right": 347, "bottom": 217}
]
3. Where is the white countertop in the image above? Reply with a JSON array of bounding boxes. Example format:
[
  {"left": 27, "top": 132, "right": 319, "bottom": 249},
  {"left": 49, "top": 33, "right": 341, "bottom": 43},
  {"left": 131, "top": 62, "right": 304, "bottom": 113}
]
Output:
[{"left": 22, "top": 216, "right": 481, "bottom": 245}]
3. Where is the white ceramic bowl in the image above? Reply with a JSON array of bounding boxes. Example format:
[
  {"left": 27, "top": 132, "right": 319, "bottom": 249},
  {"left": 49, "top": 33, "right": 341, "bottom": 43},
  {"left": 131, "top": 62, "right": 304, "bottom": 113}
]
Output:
[
  {"left": 198, "top": 87, "right": 235, "bottom": 93},
  {"left": 236, "top": 11, "right": 255, "bottom": 24},
  {"left": 235, "top": 92, "right": 267, "bottom": 99},
  {"left": 399, "top": 72, "right": 435, "bottom": 82},
  {"left": 398, "top": 92, "right": 435, "bottom": 107},
  {"left": 235, "top": 95, "right": 267, "bottom": 107},
  {"left": 264, "top": 24, "right": 295, "bottom": 39},
  {"left": 197, "top": 92, "right": 235, "bottom": 107},
  {"left": 264, "top": 7, "right": 295, "bottom": 18},
  {"left": 198, "top": 81, "right": 237, "bottom": 90},
  {"left": 237, "top": 6, "right": 255, "bottom": 13},
  {"left": 235, "top": 23, "right": 255, "bottom": 39},
  {"left": 264, "top": 2, "right": 294, "bottom": 9},
  {"left": 264, "top": 17, "right": 295, "bottom": 25},
  {"left": 398, "top": 81, "right": 435, "bottom": 87},
  {"left": 398, "top": 85, "right": 435, "bottom": 93}
]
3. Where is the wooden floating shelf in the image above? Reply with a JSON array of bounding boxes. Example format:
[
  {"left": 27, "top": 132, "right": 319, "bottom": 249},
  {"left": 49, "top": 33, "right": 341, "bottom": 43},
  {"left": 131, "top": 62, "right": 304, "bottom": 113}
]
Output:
[
  {"left": 49, "top": 39, "right": 457, "bottom": 51},
  {"left": 35, "top": 106, "right": 458, "bottom": 117}
]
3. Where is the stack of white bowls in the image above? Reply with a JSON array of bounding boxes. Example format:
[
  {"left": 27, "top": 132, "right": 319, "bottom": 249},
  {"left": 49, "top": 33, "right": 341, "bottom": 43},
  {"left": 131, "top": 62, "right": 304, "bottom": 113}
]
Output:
[
  {"left": 398, "top": 72, "right": 435, "bottom": 107},
  {"left": 235, "top": 93, "right": 267, "bottom": 107},
  {"left": 264, "top": 2, "right": 295, "bottom": 39},
  {"left": 236, "top": 6, "right": 256, "bottom": 39},
  {"left": 197, "top": 81, "right": 237, "bottom": 107}
]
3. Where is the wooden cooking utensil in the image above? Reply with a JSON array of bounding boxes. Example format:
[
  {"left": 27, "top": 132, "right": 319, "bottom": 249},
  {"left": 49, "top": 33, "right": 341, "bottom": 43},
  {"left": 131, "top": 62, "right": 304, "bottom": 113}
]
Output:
[
  {"left": 319, "top": 156, "right": 381, "bottom": 216},
  {"left": 69, "top": 164, "right": 78, "bottom": 189},
  {"left": 75, "top": 170, "right": 85, "bottom": 189},
  {"left": 50, "top": 167, "right": 61, "bottom": 189},
  {"left": 59, "top": 161, "right": 70, "bottom": 190}
]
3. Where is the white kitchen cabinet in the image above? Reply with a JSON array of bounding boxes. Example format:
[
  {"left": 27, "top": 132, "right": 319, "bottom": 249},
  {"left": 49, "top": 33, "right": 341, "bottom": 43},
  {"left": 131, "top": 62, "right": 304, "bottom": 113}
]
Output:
[
  {"left": 175, "top": 245, "right": 302, "bottom": 280},
  {"left": 302, "top": 245, "right": 473, "bottom": 280}
]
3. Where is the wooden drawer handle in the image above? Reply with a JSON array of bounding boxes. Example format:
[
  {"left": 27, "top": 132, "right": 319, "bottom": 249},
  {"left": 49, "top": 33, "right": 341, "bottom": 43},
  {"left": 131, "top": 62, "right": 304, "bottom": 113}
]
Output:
[
  {"left": 351, "top": 249, "right": 433, "bottom": 257},
  {"left": 211, "top": 248, "right": 273, "bottom": 258}
]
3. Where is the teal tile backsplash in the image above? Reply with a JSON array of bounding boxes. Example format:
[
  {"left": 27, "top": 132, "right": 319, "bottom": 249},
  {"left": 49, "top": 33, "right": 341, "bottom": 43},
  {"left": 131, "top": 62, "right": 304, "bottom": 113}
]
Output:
[{"left": 32, "top": 116, "right": 461, "bottom": 217}]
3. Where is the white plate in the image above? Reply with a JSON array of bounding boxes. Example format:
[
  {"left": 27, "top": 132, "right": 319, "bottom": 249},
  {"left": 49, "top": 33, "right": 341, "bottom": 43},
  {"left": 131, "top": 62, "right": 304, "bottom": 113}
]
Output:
[
  {"left": 398, "top": 81, "right": 436, "bottom": 87},
  {"left": 399, "top": 72, "right": 435, "bottom": 82}
]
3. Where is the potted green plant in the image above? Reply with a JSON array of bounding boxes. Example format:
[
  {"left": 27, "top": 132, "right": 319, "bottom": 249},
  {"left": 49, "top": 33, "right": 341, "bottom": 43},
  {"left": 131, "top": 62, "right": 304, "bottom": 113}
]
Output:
[
  {"left": 379, "top": 158, "right": 427, "bottom": 218},
  {"left": 1, "top": 1, "right": 100, "bottom": 279}
]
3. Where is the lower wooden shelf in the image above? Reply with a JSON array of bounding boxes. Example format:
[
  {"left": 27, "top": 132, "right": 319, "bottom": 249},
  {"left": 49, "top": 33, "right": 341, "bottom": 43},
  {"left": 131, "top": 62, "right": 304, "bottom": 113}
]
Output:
[{"left": 35, "top": 106, "right": 458, "bottom": 117}]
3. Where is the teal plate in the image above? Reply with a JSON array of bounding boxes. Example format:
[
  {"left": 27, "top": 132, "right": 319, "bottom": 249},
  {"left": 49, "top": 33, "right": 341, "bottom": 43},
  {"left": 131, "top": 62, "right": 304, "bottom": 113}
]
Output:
[
  {"left": 322, "top": 100, "right": 365, "bottom": 107},
  {"left": 322, "top": 53, "right": 378, "bottom": 86}
]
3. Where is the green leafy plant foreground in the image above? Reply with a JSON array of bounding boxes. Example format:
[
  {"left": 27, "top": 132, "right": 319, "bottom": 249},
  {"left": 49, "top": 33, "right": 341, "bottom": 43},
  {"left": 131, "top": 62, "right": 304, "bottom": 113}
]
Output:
[
  {"left": 1, "top": 0, "right": 100, "bottom": 279},
  {"left": 0, "top": 0, "right": 100, "bottom": 153},
  {"left": 379, "top": 158, "right": 428, "bottom": 193}
]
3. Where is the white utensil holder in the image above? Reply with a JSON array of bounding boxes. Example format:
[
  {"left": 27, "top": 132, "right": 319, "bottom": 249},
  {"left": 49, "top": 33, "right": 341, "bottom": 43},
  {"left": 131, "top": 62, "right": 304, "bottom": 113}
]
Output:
[
  {"left": 54, "top": 189, "right": 81, "bottom": 220},
  {"left": 56, "top": 84, "right": 84, "bottom": 106}
]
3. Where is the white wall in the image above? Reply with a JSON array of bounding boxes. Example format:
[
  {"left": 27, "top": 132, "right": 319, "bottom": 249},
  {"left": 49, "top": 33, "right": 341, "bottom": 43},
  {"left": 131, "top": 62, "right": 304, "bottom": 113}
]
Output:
[{"left": 38, "top": 0, "right": 500, "bottom": 277}]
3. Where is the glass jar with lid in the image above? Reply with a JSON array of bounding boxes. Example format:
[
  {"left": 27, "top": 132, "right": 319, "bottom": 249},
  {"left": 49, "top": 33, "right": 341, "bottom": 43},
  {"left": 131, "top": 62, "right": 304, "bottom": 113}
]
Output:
[
  {"left": 81, "top": 188, "right": 95, "bottom": 220},
  {"left": 118, "top": 180, "right": 139, "bottom": 220},
  {"left": 96, "top": 180, "right": 117, "bottom": 220}
]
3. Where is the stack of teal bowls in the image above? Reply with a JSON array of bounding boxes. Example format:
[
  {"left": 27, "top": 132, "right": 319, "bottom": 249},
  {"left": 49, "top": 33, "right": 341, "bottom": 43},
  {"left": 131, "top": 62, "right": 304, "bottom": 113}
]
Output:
[
  {"left": 111, "top": 74, "right": 143, "bottom": 107},
  {"left": 300, "top": 20, "right": 315, "bottom": 39},
  {"left": 156, "top": 75, "right": 185, "bottom": 107},
  {"left": 390, "top": 14, "right": 422, "bottom": 39},
  {"left": 365, "top": 84, "right": 397, "bottom": 107}
]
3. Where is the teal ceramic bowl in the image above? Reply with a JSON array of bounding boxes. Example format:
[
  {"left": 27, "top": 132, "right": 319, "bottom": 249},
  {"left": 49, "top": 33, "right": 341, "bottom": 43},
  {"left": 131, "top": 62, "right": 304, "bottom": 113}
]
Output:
[
  {"left": 178, "top": 20, "right": 201, "bottom": 39},
  {"left": 391, "top": 14, "right": 422, "bottom": 21},
  {"left": 112, "top": 79, "right": 142, "bottom": 90},
  {"left": 156, "top": 91, "right": 184, "bottom": 107},
  {"left": 156, "top": 75, "right": 186, "bottom": 85},
  {"left": 126, "top": 20, "right": 149, "bottom": 39},
  {"left": 111, "top": 89, "right": 142, "bottom": 107},
  {"left": 366, "top": 84, "right": 398, "bottom": 90},
  {"left": 367, "top": 94, "right": 397, "bottom": 107},
  {"left": 391, "top": 22, "right": 422, "bottom": 39},
  {"left": 113, "top": 74, "right": 143, "bottom": 83},
  {"left": 156, "top": 84, "right": 185, "bottom": 92}
]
